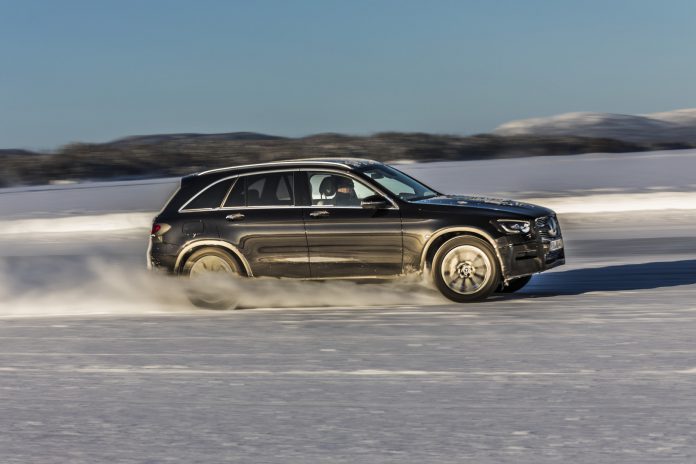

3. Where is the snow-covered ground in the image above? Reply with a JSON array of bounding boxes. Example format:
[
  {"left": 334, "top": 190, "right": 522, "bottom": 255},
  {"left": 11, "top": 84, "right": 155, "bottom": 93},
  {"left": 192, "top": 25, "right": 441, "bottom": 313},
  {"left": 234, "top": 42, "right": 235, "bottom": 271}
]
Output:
[
  {"left": 0, "top": 147, "right": 694, "bottom": 316},
  {"left": 2, "top": 149, "right": 696, "bottom": 234},
  {"left": 2, "top": 149, "right": 696, "bottom": 462}
]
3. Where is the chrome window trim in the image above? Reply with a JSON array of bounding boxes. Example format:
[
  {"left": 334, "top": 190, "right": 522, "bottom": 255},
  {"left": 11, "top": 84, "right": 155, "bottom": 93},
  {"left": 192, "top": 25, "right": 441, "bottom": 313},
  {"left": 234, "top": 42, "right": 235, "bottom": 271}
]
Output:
[
  {"left": 181, "top": 205, "right": 387, "bottom": 213},
  {"left": 179, "top": 168, "right": 299, "bottom": 213},
  {"left": 180, "top": 205, "right": 300, "bottom": 213},
  {"left": 304, "top": 205, "right": 381, "bottom": 210},
  {"left": 225, "top": 205, "right": 296, "bottom": 210},
  {"left": 179, "top": 167, "right": 399, "bottom": 212}
]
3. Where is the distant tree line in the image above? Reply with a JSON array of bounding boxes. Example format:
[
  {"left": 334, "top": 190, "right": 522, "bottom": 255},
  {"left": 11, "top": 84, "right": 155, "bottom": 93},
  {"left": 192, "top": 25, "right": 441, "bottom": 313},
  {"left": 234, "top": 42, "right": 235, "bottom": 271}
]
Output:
[{"left": 1, "top": 132, "right": 692, "bottom": 187}]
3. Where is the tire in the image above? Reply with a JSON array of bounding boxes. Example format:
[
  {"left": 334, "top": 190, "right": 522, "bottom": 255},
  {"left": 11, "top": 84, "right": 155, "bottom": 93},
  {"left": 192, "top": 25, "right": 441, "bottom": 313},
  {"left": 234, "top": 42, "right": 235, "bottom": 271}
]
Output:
[
  {"left": 498, "top": 275, "right": 532, "bottom": 293},
  {"left": 432, "top": 236, "right": 500, "bottom": 303},
  {"left": 182, "top": 247, "right": 241, "bottom": 309}
]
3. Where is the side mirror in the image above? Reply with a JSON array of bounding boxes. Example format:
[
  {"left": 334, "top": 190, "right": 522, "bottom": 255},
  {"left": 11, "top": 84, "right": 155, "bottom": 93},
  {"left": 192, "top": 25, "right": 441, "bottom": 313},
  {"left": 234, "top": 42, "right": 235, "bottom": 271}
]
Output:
[{"left": 361, "top": 194, "right": 390, "bottom": 209}]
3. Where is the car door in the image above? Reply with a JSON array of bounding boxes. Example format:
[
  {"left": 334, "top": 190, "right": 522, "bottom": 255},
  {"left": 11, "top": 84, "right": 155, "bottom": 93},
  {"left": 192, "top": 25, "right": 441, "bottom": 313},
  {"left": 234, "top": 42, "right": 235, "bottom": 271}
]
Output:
[
  {"left": 300, "top": 170, "right": 403, "bottom": 278},
  {"left": 210, "top": 170, "right": 309, "bottom": 278}
]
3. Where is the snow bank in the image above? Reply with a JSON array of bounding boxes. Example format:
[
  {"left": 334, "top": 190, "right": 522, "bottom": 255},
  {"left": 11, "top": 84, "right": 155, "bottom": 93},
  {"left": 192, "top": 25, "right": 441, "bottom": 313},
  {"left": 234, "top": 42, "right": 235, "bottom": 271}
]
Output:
[
  {"left": 0, "top": 212, "right": 153, "bottom": 235},
  {"left": 1, "top": 190, "right": 694, "bottom": 237},
  {"left": 523, "top": 191, "right": 696, "bottom": 214},
  {"left": 2, "top": 148, "right": 696, "bottom": 234}
]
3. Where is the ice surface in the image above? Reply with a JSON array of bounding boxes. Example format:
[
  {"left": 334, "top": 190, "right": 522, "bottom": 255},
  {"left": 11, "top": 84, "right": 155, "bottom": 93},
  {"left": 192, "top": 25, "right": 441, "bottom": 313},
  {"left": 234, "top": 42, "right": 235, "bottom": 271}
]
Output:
[{"left": 2, "top": 150, "right": 696, "bottom": 462}]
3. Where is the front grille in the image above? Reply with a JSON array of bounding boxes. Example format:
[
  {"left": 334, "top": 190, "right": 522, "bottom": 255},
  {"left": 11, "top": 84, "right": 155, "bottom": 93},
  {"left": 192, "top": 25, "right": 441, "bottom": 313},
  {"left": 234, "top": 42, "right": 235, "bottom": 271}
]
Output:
[{"left": 535, "top": 215, "right": 561, "bottom": 240}]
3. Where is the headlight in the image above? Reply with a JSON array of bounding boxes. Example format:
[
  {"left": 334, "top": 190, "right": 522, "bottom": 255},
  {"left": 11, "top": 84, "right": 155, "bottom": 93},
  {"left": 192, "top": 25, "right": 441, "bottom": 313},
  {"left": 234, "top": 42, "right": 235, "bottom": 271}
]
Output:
[{"left": 495, "top": 219, "right": 531, "bottom": 234}]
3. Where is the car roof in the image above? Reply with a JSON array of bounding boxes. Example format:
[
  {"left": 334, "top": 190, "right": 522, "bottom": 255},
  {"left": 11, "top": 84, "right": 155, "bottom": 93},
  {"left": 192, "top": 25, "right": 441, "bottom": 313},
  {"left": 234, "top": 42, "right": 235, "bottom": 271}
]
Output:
[{"left": 197, "top": 158, "right": 382, "bottom": 177}]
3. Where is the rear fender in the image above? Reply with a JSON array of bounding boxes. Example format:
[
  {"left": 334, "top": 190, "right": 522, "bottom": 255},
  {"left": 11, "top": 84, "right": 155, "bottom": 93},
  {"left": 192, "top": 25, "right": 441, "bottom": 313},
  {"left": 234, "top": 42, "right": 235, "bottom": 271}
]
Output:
[{"left": 174, "top": 239, "right": 253, "bottom": 276}]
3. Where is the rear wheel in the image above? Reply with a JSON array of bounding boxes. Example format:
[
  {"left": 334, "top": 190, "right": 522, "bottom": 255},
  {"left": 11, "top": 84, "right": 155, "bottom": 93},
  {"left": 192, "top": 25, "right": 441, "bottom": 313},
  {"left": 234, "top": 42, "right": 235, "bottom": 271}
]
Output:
[
  {"left": 498, "top": 275, "right": 533, "bottom": 293},
  {"left": 182, "top": 248, "right": 241, "bottom": 309},
  {"left": 432, "top": 236, "right": 500, "bottom": 303}
]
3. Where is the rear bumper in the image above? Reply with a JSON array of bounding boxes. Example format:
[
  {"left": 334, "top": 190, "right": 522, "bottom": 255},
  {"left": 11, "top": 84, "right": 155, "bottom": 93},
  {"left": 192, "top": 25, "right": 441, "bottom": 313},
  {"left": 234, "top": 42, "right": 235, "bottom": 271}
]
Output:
[{"left": 147, "top": 239, "right": 178, "bottom": 274}]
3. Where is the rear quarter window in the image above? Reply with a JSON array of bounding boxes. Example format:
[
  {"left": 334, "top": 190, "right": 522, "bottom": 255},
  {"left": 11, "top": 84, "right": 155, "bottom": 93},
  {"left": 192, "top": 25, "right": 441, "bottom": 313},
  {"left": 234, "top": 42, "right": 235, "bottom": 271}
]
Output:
[{"left": 182, "top": 179, "right": 235, "bottom": 210}]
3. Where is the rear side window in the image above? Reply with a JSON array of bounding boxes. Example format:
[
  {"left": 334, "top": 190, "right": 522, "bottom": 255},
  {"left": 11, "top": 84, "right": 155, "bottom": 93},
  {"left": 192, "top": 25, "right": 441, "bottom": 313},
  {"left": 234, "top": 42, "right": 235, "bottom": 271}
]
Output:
[
  {"left": 246, "top": 172, "right": 294, "bottom": 207},
  {"left": 183, "top": 179, "right": 235, "bottom": 210}
]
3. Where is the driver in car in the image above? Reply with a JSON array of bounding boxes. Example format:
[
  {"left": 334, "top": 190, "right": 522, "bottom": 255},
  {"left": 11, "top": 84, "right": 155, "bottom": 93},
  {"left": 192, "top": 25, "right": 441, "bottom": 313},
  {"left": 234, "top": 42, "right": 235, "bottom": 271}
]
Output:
[{"left": 333, "top": 176, "right": 360, "bottom": 206}]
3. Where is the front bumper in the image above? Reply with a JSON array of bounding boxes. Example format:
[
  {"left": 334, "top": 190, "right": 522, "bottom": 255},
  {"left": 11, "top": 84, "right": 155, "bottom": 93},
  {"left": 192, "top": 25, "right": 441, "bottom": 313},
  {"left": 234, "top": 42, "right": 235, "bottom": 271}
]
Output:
[{"left": 497, "top": 237, "right": 565, "bottom": 282}]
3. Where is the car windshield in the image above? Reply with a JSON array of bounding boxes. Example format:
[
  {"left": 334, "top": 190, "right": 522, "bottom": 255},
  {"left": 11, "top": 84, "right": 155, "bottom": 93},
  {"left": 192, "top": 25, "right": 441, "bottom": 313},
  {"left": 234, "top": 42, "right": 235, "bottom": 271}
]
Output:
[{"left": 359, "top": 165, "right": 439, "bottom": 201}]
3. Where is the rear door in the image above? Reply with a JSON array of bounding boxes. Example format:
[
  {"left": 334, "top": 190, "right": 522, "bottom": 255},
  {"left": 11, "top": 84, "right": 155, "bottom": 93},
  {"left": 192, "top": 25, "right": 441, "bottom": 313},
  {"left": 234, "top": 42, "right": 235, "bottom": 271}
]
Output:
[
  {"left": 299, "top": 170, "right": 403, "bottom": 278},
  {"left": 209, "top": 171, "right": 310, "bottom": 278}
]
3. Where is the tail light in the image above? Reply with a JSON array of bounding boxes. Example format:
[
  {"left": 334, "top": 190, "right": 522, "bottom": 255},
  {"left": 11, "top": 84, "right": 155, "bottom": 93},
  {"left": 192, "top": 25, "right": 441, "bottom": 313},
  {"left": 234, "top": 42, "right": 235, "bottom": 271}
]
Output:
[{"left": 151, "top": 223, "right": 171, "bottom": 237}]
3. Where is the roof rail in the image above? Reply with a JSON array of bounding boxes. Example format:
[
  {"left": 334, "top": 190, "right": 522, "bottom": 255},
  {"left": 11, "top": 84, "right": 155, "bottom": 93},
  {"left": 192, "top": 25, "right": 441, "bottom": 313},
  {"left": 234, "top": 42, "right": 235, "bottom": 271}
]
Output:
[{"left": 198, "top": 158, "right": 379, "bottom": 176}]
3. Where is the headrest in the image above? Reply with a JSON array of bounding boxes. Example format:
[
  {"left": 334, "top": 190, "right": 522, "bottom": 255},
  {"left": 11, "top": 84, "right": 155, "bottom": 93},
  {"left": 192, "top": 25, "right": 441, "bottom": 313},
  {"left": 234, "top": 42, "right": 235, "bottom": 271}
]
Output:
[{"left": 319, "top": 176, "right": 336, "bottom": 197}]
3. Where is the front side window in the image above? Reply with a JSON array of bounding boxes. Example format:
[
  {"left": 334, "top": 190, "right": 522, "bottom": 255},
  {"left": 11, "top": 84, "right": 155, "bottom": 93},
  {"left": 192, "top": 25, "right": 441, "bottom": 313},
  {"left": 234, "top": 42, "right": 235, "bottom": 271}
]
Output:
[{"left": 308, "top": 172, "right": 379, "bottom": 207}]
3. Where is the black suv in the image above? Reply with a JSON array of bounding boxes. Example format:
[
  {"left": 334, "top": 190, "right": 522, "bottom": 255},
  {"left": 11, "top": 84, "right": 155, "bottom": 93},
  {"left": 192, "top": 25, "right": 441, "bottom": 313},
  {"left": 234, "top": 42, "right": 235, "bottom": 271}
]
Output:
[{"left": 149, "top": 159, "right": 564, "bottom": 307}]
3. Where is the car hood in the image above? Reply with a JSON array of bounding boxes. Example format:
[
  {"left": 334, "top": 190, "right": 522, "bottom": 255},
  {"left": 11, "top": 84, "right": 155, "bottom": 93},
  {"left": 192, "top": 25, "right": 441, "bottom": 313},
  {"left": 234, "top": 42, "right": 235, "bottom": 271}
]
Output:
[{"left": 410, "top": 195, "right": 554, "bottom": 217}]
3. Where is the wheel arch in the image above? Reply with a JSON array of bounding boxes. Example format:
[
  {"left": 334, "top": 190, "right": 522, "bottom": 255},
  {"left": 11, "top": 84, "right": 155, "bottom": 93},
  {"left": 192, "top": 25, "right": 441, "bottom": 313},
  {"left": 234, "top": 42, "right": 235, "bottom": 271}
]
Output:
[
  {"left": 420, "top": 227, "right": 504, "bottom": 274},
  {"left": 174, "top": 239, "right": 253, "bottom": 277}
]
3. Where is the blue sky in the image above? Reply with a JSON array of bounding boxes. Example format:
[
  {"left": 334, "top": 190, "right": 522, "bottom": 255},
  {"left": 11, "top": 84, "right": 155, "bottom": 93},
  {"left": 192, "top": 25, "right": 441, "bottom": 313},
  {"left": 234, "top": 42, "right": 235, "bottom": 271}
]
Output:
[{"left": 2, "top": 0, "right": 696, "bottom": 149}]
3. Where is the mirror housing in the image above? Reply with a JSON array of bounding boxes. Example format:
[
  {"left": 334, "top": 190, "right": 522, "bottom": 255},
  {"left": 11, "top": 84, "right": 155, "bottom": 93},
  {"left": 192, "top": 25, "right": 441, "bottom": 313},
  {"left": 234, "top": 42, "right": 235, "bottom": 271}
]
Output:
[{"left": 361, "top": 194, "right": 390, "bottom": 209}]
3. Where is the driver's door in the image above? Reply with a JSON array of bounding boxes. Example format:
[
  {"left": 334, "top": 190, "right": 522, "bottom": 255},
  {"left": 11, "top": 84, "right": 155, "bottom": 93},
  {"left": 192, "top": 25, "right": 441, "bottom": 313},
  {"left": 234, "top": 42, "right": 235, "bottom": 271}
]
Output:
[{"left": 300, "top": 171, "right": 403, "bottom": 278}]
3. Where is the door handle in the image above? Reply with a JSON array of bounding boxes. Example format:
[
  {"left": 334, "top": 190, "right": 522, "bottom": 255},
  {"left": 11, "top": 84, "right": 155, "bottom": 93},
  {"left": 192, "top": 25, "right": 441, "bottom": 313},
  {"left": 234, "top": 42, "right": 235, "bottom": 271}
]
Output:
[
  {"left": 225, "top": 213, "right": 245, "bottom": 221},
  {"left": 309, "top": 210, "right": 330, "bottom": 218}
]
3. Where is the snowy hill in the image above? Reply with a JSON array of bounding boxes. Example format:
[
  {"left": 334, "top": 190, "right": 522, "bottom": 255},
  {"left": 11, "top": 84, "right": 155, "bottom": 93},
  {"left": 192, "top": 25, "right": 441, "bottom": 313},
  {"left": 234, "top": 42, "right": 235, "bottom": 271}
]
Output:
[{"left": 494, "top": 109, "right": 696, "bottom": 142}]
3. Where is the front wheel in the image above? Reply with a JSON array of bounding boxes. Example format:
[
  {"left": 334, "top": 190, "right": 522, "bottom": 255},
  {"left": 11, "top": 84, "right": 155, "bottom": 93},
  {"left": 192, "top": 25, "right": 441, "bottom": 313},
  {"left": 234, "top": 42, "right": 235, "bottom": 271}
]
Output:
[
  {"left": 182, "top": 247, "right": 241, "bottom": 309},
  {"left": 432, "top": 236, "right": 500, "bottom": 303}
]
